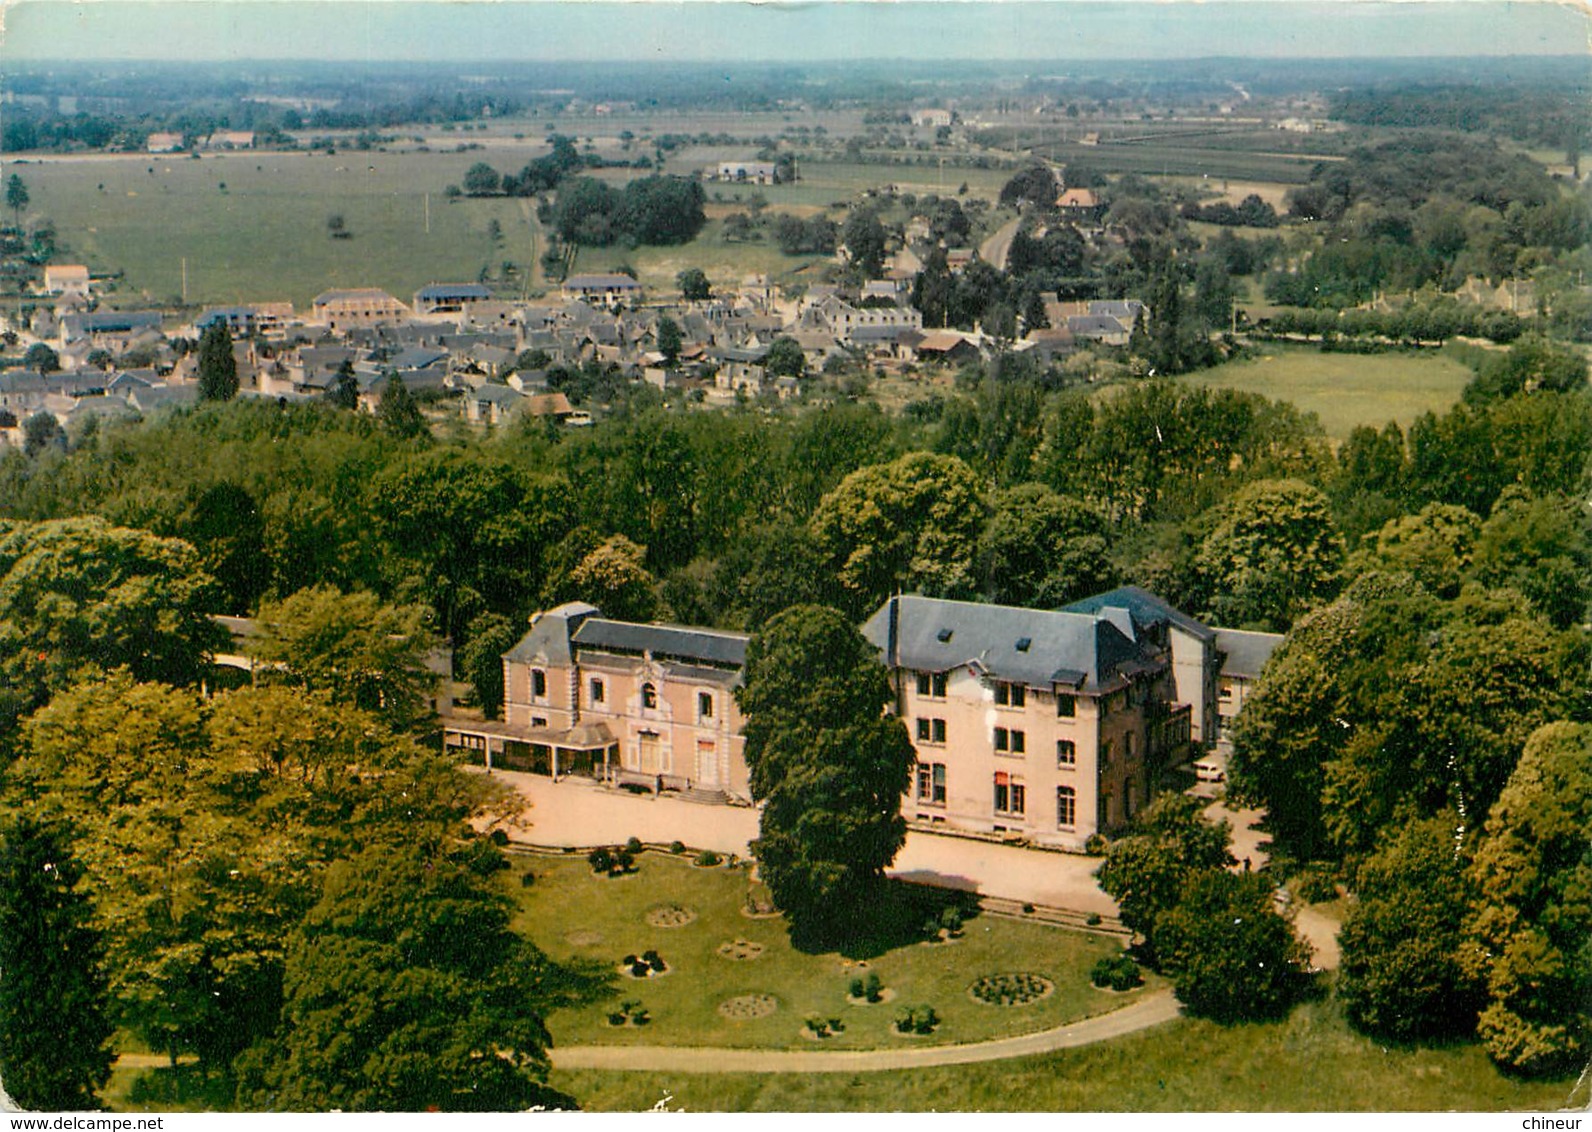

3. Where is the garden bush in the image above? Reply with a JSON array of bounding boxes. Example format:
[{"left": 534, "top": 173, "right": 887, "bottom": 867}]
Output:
[
  {"left": 1090, "top": 954, "right": 1144, "bottom": 991},
  {"left": 894, "top": 1004, "right": 939, "bottom": 1035},
  {"left": 625, "top": 836, "right": 645, "bottom": 855},
  {"left": 669, "top": 840, "right": 686, "bottom": 854},
  {"left": 695, "top": 849, "right": 721, "bottom": 867}
]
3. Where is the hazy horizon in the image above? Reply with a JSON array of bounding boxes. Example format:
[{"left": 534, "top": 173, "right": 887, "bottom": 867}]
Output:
[{"left": 2, "top": 0, "right": 1586, "bottom": 63}]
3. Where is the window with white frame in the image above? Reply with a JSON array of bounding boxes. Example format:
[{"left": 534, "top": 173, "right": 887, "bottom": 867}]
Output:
[
  {"left": 916, "top": 762, "right": 947, "bottom": 806},
  {"left": 994, "top": 727, "right": 1026, "bottom": 755},
  {"left": 1057, "top": 785, "right": 1076, "bottom": 828},
  {"left": 1056, "top": 739, "right": 1076, "bottom": 767}
]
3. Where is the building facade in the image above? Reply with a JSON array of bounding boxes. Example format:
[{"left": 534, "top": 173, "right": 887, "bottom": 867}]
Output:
[{"left": 444, "top": 602, "right": 751, "bottom": 801}]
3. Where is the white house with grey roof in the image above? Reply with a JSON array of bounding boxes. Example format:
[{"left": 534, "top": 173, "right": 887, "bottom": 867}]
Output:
[{"left": 863, "top": 593, "right": 1194, "bottom": 849}]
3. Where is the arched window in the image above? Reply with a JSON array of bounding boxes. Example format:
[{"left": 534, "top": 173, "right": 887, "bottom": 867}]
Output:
[
  {"left": 1057, "top": 786, "right": 1076, "bottom": 829},
  {"left": 641, "top": 682, "right": 657, "bottom": 710}
]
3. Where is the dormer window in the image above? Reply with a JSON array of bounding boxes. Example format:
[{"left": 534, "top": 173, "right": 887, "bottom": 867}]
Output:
[
  {"left": 1015, "top": 637, "right": 1032, "bottom": 652},
  {"left": 936, "top": 627, "right": 953, "bottom": 643},
  {"left": 641, "top": 682, "right": 657, "bottom": 710}
]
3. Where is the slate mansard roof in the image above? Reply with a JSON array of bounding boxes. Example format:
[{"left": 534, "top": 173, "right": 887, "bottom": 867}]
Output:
[
  {"left": 503, "top": 602, "right": 749, "bottom": 672},
  {"left": 861, "top": 594, "right": 1161, "bottom": 694}
]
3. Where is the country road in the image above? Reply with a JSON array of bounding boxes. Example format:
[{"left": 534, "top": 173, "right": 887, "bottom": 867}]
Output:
[{"left": 978, "top": 215, "right": 1023, "bottom": 272}]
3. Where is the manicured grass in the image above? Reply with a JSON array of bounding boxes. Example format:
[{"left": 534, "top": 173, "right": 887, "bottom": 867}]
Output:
[
  {"left": 550, "top": 990, "right": 1585, "bottom": 1112},
  {"left": 11, "top": 148, "right": 548, "bottom": 308},
  {"left": 508, "top": 851, "right": 1151, "bottom": 1051},
  {"left": 1185, "top": 345, "right": 1475, "bottom": 440},
  {"left": 103, "top": 1064, "right": 233, "bottom": 1113}
]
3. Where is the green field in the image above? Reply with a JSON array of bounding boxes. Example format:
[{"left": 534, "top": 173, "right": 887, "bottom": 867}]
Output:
[
  {"left": 11, "top": 148, "right": 553, "bottom": 309},
  {"left": 508, "top": 851, "right": 1149, "bottom": 1051},
  {"left": 1186, "top": 345, "right": 1476, "bottom": 440},
  {"left": 550, "top": 990, "right": 1584, "bottom": 1112}
]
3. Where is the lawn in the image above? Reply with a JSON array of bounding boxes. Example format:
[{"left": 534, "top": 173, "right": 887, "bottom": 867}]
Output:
[
  {"left": 508, "top": 849, "right": 1152, "bottom": 1052},
  {"left": 11, "top": 148, "right": 550, "bottom": 309},
  {"left": 550, "top": 990, "right": 1586, "bottom": 1112},
  {"left": 1185, "top": 345, "right": 1475, "bottom": 441}
]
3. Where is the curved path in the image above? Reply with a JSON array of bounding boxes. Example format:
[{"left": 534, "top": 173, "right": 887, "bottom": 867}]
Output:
[{"left": 549, "top": 988, "right": 1180, "bottom": 1074}]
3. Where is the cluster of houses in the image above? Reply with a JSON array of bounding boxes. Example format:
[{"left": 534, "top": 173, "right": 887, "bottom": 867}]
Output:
[
  {"left": 3, "top": 189, "right": 1150, "bottom": 445},
  {"left": 442, "top": 587, "right": 1280, "bottom": 852}
]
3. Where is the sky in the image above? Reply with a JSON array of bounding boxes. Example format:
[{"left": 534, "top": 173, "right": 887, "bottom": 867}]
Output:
[{"left": 0, "top": 0, "right": 1586, "bottom": 62}]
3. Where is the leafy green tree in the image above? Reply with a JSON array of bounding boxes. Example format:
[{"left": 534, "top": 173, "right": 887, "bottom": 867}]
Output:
[
  {"left": 21, "top": 410, "right": 63, "bottom": 457},
  {"left": 0, "top": 517, "right": 226, "bottom": 731},
  {"left": 459, "top": 612, "right": 522, "bottom": 720},
  {"left": 1095, "top": 794, "right": 1232, "bottom": 955},
  {"left": 676, "top": 267, "right": 711, "bottom": 301},
  {"left": 326, "top": 358, "right": 359, "bottom": 409},
  {"left": 564, "top": 534, "right": 658, "bottom": 623},
  {"left": 5, "top": 173, "right": 28, "bottom": 228},
  {"left": 736, "top": 605, "right": 917, "bottom": 947},
  {"left": 0, "top": 816, "right": 113, "bottom": 1111},
  {"left": 1350, "top": 502, "right": 1480, "bottom": 598},
  {"left": 1473, "top": 486, "right": 1592, "bottom": 630},
  {"left": 809, "top": 451, "right": 986, "bottom": 617},
  {"left": 1192, "top": 478, "right": 1344, "bottom": 631},
  {"left": 462, "top": 161, "right": 501, "bottom": 197},
  {"left": 1154, "top": 870, "right": 1312, "bottom": 1023},
  {"left": 375, "top": 374, "right": 428, "bottom": 440},
  {"left": 655, "top": 315, "right": 682, "bottom": 366},
  {"left": 180, "top": 480, "right": 269, "bottom": 614},
  {"left": 764, "top": 336, "right": 805, "bottom": 380},
  {"left": 841, "top": 209, "right": 888, "bottom": 278},
  {"left": 979, "top": 483, "right": 1113, "bottom": 607},
  {"left": 235, "top": 841, "right": 584, "bottom": 1112},
  {"left": 22, "top": 342, "right": 58, "bottom": 374},
  {"left": 196, "top": 321, "right": 239, "bottom": 402},
  {"left": 254, "top": 585, "right": 438, "bottom": 729},
  {"left": 1463, "top": 721, "right": 1592, "bottom": 1077},
  {"left": 1337, "top": 812, "right": 1484, "bottom": 1041}
]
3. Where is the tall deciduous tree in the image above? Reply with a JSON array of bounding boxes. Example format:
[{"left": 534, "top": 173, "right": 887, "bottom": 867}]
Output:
[
  {"left": 1192, "top": 477, "right": 1343, "bottom": 631},
  {"left": 5, "top": 173, "right": 28, "bottom": 229},
  {"left": 254, "top": 585, "right": 438, "bottom": 729},
  {"left": 763, "top": 336, "right": 805, "bottom": 380},
  {"left": 1095, "top": 794, "right": 1233, "bottom": 957},
  {"left": 1464, "top": 721, "right": 1592, "bottom": 1077},
  {"left": 235, "top": 841, "right": 585, "bottom": 1112},
  {"left": 809, "top": 451, "right": 986, "bottom": 618},
  {"left": 979, "top": 483, "right": 1114, "bottom": 608},
  {"left": 196, "top": 321, "right": 239, "bottom": 402},
  {"left": 655, "top": 315, "right": 682, "bottom": 366},
  {"left": 459, "top": 612, "right": 522, "bottom": 721},
  {"left": 326, "top": 358, "right": 359, "bottom": 409},
  {"left": 675, "top": 267, "right": 711, "bottom": 301},
  {"left": 0, "top": 517, "right": 226, "bottom": 733},
  {"left": 736, "top": 605, "right": 916, "bottom": 947},
  {"left": 1337, "top": 811, "right": 1484, "bottom": 1042},
  {"left": 0, "top": 817, "right": 113, "bottom": 1112}
]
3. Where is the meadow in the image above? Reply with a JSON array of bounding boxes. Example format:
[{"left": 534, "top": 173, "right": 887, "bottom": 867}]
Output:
[
  {"left": 11, "top": 147, "right": 551, "bottom": 309},
  {"left": 549, "top": 989, "right": 1584, "bottom": 1112},
  {"left": 1184, "top": 345, "right": 1476, "bottom": 440}
]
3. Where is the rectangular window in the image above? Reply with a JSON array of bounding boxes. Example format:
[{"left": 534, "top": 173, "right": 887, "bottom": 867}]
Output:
[
  {"left": 994, "top": 773, "right": 1025, "bottom": 815},
  {"left": 1011, "top": 730, "right": 1025, "bottom": 754},
  {"left": 1056, "top": 693, "right": 1076, "bottom": 718},
  {"left": 531, "top": 669, "right": 547, "bottom": 699},
  {"left": 994, "top": 726, "right": 1008, "bottom": 752},
  {"left": 917, "top": 672, "right": 931, "bottom": 696},
  {"left": 1057, "top": 739, "right": 1076, "bottom": 767},
  {"left": 917, "top": 718, "right": 931, "bottom": 742},
  {"left": 916, "top": 762, "right": 947, "bottom": 805},
  {"left": 699, "top": 692, "right": 714, "bottom": 720},
  {"left": 918, "top": 671, "right": 947, "bottom": 699},
  {"left": 1219, "top": 684, "right": 1234, "bottom": 702},
  {"left": 993, "top": 682, "right": 1025, "bottom": 708},
  {"left": 1057, "top": 786, "right": 1076, "bottom": 828},
  {"left": 932, "top": 718, "right": 946, "bottom": 744},
  {"left": 932, "top": 672, "right": 947, "bottom": 698},
  {"left": 590, "top": 678, "right": 605, "bottom": 705},
  {"left": 995, "top": 728, "right": 1025, "bottom": 755}
]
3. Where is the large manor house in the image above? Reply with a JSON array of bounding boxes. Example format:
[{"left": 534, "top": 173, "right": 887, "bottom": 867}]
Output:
[{"left": 443, "top": 587, "right": 1278, "bottom": 852}]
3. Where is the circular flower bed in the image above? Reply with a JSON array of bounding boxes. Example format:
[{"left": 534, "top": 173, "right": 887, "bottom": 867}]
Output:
[
  {"left": 620, "top": 949, "right": 670, "bottom": 979},
  {"left": 717, "top": 939, "right": 766, "bottom": 961},
  {"left": 565, "top": 929, "right": 604, "bottom": 947},
  {"left": 968, "top": 972, "right": 1054, "bottom": 1007},
  {"left": 646, "top": 904, "right": 697, "bottom": 929},
  {"left": 717, "top": 993, "right": 778, "bottom": 1020}
]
